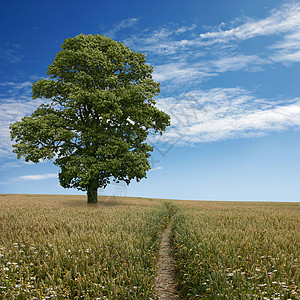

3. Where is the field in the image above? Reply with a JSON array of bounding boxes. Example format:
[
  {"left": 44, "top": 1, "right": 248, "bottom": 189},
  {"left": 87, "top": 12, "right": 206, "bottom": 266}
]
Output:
[
  {"left": 0, "top": 195, "right": 171, "bottom": 299},
  {"left": 172, "top": 201, "right": 300, "bottom": 299},
  {"left": 0, "top": 195, "right": 299, "bottom": 299}
]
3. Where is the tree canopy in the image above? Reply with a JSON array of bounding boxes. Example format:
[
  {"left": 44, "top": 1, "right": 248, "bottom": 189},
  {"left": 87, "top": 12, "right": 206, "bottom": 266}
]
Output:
[{"left": 10, "top": 34, "right": 170, "bottom": 203}]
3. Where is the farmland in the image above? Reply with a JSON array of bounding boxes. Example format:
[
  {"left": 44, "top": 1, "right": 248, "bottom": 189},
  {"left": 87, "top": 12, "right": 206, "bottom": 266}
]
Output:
[
  {"left": 172, "top": 201, "right": 300, "bottom": 299},
  {"left": 0, "top": 195, "right": 299, "bottom": 299},
  {"left": 0, "top": 195, "right": 171, "bottom": 299}
]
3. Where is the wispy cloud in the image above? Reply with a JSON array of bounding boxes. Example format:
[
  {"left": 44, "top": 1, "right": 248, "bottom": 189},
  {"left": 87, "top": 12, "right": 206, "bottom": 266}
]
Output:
[
  {"left": 199, "top": 2, "right": 300, "bottom": 44},
  {"left": 207, "top": 54, "right": 269, "bottom": 73},
  {"left": 105, "top": 17, "right": 139, "bottom": 38},
  {"left": 150, "top": 88, "right": 300, "bottom": 145},
  {"left": 124, "top": 1, "right": 300, "bottom": 83},
  {"left": 0, "top": 172, "right": 58, "bottom": 185},
  {"left": 123, "top": 23, "right": 199, "bottom": 56},
  {"left": 0, "top": 81, "right": 46, "bottom": 158},
  {"left": 17, "top": 173, "right": 57, "bottom": 181},
  {"left": 152, "top": 62, "right": 213, "bottom": 84},
  {"left": 152, "top": 54, "right": 268, "bottom": 84},
  {"left": 270, "top": 31, "right": 300, "bottom": 64},
  {"left": 0, "top": 43, "right": 24, "bottom": 63},
  {"left": 149, "top": 166, "right": 163, "bottom": 172},
  {"left": 197, "top": 2, "right": 300, "bottom": 66},
  {"left": 0, "top": 161, "right": 22, "bottom": 171}
]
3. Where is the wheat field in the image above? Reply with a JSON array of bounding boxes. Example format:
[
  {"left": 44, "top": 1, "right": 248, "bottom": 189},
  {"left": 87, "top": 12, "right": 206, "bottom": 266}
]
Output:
[
  {"left": 0, "top": 195, "right": 299, "bottom": 299},
  {"left": 0, "top": 195, "right": 171, "bottom": 299},
  {"left": 172, "top": 201, "right": 300, "bottom": 299}
]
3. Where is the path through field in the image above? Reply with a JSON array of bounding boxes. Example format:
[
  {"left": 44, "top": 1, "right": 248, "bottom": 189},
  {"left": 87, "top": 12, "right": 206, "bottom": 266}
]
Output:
[{"left": 155, "top": 223, "right": 178, "bottom": 299}]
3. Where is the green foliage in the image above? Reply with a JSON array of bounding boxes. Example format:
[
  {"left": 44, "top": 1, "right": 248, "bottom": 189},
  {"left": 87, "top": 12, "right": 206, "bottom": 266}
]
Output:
[{"left": 10, "top": 34, "right": 170, "bottom": 196}]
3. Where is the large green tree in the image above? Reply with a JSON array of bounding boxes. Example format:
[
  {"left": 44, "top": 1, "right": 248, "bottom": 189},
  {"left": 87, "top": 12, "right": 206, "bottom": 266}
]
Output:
[{"left": 10, "top": 34, "right": 170, "bottom": 203}]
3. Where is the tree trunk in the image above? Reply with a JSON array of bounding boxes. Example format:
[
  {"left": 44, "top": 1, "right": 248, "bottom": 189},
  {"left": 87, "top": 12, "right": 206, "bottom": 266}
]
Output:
[{"left": 87, "top": 180, "right": 98, "bottom": 204}]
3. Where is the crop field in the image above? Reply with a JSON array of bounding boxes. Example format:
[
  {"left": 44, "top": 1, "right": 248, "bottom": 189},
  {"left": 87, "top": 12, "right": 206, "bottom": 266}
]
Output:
[
  {"left": 172, "top": 201, "right": 300, "bottom": 299},
  {"left": 0, "top": 195, "right": 299, "bottom": 299},
  {"left": 0, "top": 195, "right": 171, "bottom": 299}
]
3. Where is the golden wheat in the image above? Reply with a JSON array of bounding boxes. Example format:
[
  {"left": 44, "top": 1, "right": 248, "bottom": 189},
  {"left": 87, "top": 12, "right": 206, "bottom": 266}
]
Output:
[
  {"left": 171, "top": 201, "right": 300, "bottom": 299},
  {"left": 0, "top": 195, "right": 170, "bottom": 299}
]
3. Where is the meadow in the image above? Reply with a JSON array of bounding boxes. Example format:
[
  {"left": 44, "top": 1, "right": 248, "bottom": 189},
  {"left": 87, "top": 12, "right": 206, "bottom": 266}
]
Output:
[{"left": 0, "top": 195, "right": 299, "bottom": 299}]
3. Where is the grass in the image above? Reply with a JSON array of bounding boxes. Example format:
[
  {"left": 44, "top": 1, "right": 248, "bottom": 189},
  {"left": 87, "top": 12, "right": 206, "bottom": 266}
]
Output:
[
  {"left": 0, "top": 195, "right": 299, "bottom": 299},
  {"left": 0, "top": 195, "right": 171, "bottom": 299},
  {"left": 171, "top": 201, "right": 300, "bottom": 299}
]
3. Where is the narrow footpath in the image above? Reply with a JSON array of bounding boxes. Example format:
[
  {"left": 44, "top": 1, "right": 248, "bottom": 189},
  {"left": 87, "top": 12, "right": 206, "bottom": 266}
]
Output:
[{"left": 154, "top": 223, "right": 179, "bottom": 299}]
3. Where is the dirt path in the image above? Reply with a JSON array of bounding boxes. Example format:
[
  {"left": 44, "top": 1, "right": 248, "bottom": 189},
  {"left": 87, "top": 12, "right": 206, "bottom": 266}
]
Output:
[{"left": 154, "top": 223, "right": 179, "bottom": 299}]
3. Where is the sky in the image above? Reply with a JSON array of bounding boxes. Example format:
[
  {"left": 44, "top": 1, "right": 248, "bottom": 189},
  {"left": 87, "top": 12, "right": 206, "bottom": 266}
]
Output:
[{"left": 1, "top": 0, "right": 300, "bottom": 201}]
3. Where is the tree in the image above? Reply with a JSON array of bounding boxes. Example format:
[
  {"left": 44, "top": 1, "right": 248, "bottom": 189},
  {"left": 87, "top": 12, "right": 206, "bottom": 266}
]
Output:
[{"left": 10, "top": 34, "right": 170, "bottom": 203}]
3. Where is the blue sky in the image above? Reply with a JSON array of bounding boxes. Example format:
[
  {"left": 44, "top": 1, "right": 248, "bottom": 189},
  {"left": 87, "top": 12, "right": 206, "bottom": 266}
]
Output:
[{"left": 1, "top": 0, "right": 300, "bottom": 201}]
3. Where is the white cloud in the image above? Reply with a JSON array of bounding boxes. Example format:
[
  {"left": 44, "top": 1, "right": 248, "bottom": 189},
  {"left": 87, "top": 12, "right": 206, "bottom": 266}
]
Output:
[
  {"left": 149, "top": 166, "right": 163, "bottom": 172},
  {"left": 0, "top": 81, "right": 32, "bottom": 97},
  {"left": 175, "top": 24, "right": 197, "bottom": 34},
  {"left": 126, "top": 2, "right": 300, "bottom": 80},
  {"left": 271, "top": 31, "right": 300, "bottom": 51},
  {"left": 272, "top": 50, "right": 300, "bottom": 63},
  {"left": 118, "top": 17, "right": 139, "bottom": 28},
  {"left": 270, "top": 31, "right": 300, "bottom": 64},
  {"left": 106, "top": 17, "right": 139, "bottom": 38},
  {"left": 0, "top": 161, "right": 21, "bottom": 170},
  {"left": 152, "top": 62, "right": 213, "bottom": 84},
  {"left": 17, "top": 173, "right": 57, "bottom": 181},
  {"left": 0, "top": 81, "right": 47, "bottom": 158},
  {"left": 150, "top": 88, "right": 300, "bottom": 145},
  {"left": 0, "top": 172, "right": 58, "bottom": 185},
  {"left": 198, "top": 2, "right": 300, "bottom": 65},
  {"left": 199, "top": 2, "right": 300, "bottom": 43},
  {"left": 124, "top": 24, "right": 199, "bottom": 55},
  {"left": 1, "top": 43, "right": 24, "bottom": 63},
  {"left": 0, "top": 98, "right": 46, "bottom": 157},
  {"left": 126, "top": 2, "right": 300, "bottom": 55},
  {"left": 208, "top": 54, "right": 269, "bottom": 73},
  {"left": 153, "top": 54, "right": 267, "bottom": 83}
]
